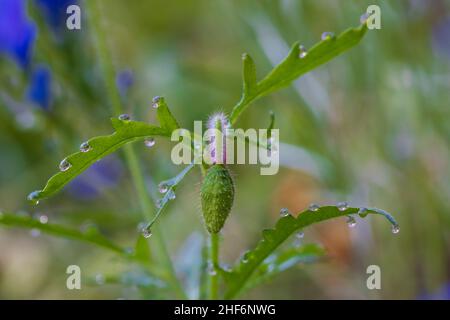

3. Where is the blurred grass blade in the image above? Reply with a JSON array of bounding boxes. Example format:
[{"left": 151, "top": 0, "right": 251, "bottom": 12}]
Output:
[
  {"left": 224, "top": 205, "right": 398, "bottom": 299},
  {"left": 29, "top": 119, "right": 169, "bottom": 202},
  {"left": 0, "top": 212, "right": 125, "bottom": 254},
  {"left": 230, "top": 24, "right": 368, "bottom": 124}
]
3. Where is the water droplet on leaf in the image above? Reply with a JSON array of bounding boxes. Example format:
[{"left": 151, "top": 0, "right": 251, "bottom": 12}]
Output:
[
  {"left": 79, "top": 142, "right": 91, "bottom": 153},
  {"left": 346, "top": 215, "right": 356, "bottom": 228},
  {"left": 321, "top": 31, "right": 335, "bottom": 41},
  {"left": 241, "top": 251, "right": 250, "bottom": 263},
  {"left": 158, "top": 182, "right": 169, "bottom": 194},
  {"left": 142, "top": 228, "right": 152, "bottom": 238},
  {"left": 38, "top": 215, "right": 48, "bottom": 224},
  {"left": 299, "top": 45, "right": 308, "bottom": 58},
  {"left": 144, "top": 138, "right": 155, "bottom": 148},
  {"left": 59, "top": 158, "right": 71, "bottom": 172},
  {"left": 360, "top": 13, "right": 370, "bottom": 24},
  {"left": 296, "top": 231, "right": 304, "bottom": 239},
  {"left": 392, "top": 225, "right": 400, "bottom": 234},
  {"left": 337, "top": 201, "right": 349, "bottom": 211},
  {"left": 167, "top": 190, "right": 176, "bottom": 200},
  {"left": 27, "top": 191, "right": 40, "bottom": 205},
  {"left": 118, "top": 114, "right": 131, "bottom": 121},
  {"left": 152, "top": 96, "right": 161, "bottom": 109},
  {"left": 308, "top": 203, "right": 320, "bottom": 212},
  {"left": 279, "top": 208, "right": 291, "bottom": 217}
]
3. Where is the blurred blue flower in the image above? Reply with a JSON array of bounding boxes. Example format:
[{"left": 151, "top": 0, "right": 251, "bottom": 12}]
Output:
[
  {"left": 34, "top": 0, "right": 77, "bottom": 31},
  {"left": 68, "top": 155, "right": 123, "bottom": 200},
  {"left": 0, "top": 0, "right": 36, "bottom": 69},
  {"left": 116, "top": 69, "right": 135, "bottom": 99},
  {"left": 432, "top": 17, "right": 450, "bottom": 60},
  {"left": 26, "top": 65, "right": 52, "bottom": 110}
]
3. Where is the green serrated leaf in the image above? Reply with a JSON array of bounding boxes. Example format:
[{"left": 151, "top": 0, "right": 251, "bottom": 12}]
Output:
[
  {"left": 155, "top": 96, "right": 180, "bottom": 132},
  {"left": 224, "top": 205, "right": 397, "bottom": 299},
  {"left": 29, "top": 119, "right": 168, "bottom": 202},
  {"left": 0, "top": 212, "right": 125, "bottom": 254},
  {"left": 230, "top": 24, "right": 368, "bottom": 124}
]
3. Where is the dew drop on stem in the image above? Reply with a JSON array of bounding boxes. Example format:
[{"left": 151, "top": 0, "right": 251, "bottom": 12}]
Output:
[
  {"left": 392, "top": 225, "right": 400, "bottom": 234},
  {"left": 158, "top": 182, "right": 169, "bottom": 194},
  {"left": 167, "top": 190, "right": 176, "bottom": 200}
]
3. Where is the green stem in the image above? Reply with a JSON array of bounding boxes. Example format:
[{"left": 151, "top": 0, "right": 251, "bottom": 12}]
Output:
[
  {"left": 209, "top": 232, "right": 220, "bottom": 299},
  {"left": 87, "top": 0, "right": 185, "bottom": 299}
]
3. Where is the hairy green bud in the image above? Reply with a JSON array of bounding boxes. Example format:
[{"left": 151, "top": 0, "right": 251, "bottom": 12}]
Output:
[{"left": 201, "top": 164, "right": 235, "bottom": 234}]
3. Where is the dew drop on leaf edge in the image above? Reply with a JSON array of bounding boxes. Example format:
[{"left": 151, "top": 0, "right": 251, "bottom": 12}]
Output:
[
  {"left": 241, "top": 251, "right": 250, "bottom": 263},
  {"left": 346, "top": 215, "right": 356, "bottom": 228},
  {"left": 144, "top": 138, "right": 155, "bottom": 148},
  {"left": 299, "top": 45, "right": 308, "bottom": 58},
  {"left": 308, "top": 203, "right": 320, "bottom": 212},
  {"left": 27, "top": 191, "right": 40, "bottom": 205},
  {"left": 118, "top": 114, "right": 130, "bottom": 121},
  {"left": 59, "top": 158, "right": 72, "bottom": 172},
  {"left": 392, "top": 225, "right": 400, "bottom": 234},
  {"left": 321, "top": 31, "right": 335, "bottom": 41},
  {"left": 142, "top": 228, "right": 152, "bottom": 238},
  {"left": 152, "top": 96, "right": 161, "bottom": 109},
  {"left": 279, "top": 208, "right": 290, "bottom": 217}
]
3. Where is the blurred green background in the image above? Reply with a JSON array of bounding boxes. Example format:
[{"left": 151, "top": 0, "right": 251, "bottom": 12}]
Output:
[{"left": 0, "top": 0, "right": 449, "bottom": 299}]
